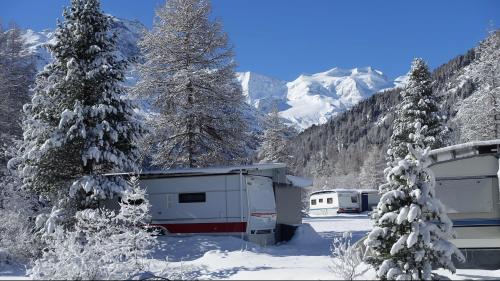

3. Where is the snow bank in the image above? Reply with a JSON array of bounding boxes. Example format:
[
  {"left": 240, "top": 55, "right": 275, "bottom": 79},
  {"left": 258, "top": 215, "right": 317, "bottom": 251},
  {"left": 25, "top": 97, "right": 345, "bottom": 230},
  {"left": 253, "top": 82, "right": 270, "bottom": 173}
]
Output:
[
  {"left": 286, "top": 175, "right": 313, "bottom": 188},
  {"left": 287, "top": 224, "right": 325, "bottom": 246}
]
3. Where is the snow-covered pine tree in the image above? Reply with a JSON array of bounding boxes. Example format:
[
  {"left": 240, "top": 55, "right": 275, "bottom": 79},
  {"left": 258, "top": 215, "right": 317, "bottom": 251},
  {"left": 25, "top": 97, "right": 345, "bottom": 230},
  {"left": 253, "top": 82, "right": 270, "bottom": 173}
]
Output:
[
  {"left": 19, "top": 0, "right": 145, "bottom": 207},
  {"left": 258, "top": 106, "right": 297, "bottom": 163},
  {"left": 115, "top": 175, "right": 157, "bottom": 272},
  {"left": 364, "top": 123, "right": 464, "bottom": 280},
  {"left": 364, "top": 58, "right": 464, "bottom": 280},
  {"left": 0, "top": 22, "right": 35, "bottom": 175},
  {"left": 135, "top": 0, "right": 249, "bottom": 168},
  {"left": 30, "top": 175, "right": 157, "bottom": 280},
  {"left": 389, "top": 58, "right": 444, "bottom": 160}
]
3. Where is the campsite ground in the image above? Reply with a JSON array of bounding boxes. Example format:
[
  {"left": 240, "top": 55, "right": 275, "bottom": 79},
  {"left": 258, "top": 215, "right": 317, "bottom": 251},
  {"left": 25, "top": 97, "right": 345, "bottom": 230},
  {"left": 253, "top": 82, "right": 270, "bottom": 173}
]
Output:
[{"left": 1, "top": 213, "right": 499, "bottom": 280}]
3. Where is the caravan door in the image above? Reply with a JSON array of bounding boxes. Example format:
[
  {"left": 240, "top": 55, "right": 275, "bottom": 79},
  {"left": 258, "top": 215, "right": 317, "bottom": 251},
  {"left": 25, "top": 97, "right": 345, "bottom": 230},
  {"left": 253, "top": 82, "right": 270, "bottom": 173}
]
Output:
[{"left": 246, "top": 175, "right": 277, "bottom": 245}]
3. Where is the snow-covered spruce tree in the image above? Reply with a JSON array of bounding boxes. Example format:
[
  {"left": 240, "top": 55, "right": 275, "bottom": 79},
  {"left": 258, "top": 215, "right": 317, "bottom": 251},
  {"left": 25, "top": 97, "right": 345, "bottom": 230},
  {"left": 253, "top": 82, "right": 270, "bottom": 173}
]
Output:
[
  {"left": 135, "top": 0, "right": 249, "bottom": 168},
  {"left": 20, "top": 0, "right": 145, "bottom": 208},
  {"left": 30, "top": 175, "right": 157, "bottom": 280},
  {"left": 115, "top": 175, "right": 157, "bottom": 272},
  {"left": 258, "top": 106, "right": 297, "bottom": 163},
  {"left": 364, "top": 123, "right": 464, "bottom": 280},
  {"left": 0, "top": 22, "right": 35, "bottom": 175},
  {"left": 388, "top": 58, "right": 444, "bottom": 160}
]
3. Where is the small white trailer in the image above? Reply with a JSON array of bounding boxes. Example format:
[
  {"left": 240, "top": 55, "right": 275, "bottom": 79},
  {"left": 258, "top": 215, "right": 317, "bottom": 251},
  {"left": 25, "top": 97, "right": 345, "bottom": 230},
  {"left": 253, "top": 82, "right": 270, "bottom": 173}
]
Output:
[
  {"left": 308, "top": 189, "right": 361, "bottom": 216},
  {"left": 429, "top": 140, "right": 500, "bottom": 269},
  {"left": 116, "top": 163, "right": 312, "bottom": 246}
]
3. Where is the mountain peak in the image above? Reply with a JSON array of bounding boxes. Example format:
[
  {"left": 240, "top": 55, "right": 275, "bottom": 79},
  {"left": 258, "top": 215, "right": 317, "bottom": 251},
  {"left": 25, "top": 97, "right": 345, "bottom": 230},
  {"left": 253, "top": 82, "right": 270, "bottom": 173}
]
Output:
[
  {"left": 317, "top": 66, "right": 385, "bottom": 78},
  {"left": 237, "top": 67, "right": 400, "bottom": 131}
]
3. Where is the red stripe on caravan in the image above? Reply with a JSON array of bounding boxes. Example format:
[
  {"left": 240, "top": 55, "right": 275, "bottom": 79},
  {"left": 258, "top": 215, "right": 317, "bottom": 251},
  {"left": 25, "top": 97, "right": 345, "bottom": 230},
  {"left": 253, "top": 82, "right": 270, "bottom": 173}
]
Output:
[{"left": 151, "top": 222, "right": 247, "bottom": 233}]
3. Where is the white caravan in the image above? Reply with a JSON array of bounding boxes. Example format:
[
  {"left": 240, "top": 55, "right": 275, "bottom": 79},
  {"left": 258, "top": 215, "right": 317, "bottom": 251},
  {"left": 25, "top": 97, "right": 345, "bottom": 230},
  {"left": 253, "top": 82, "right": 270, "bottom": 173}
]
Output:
[
  {"left": 112, "top": 164, "right": 312, "bottom": 246},
  {"left": 309, "top": 189, "right": 360, "bottom": 216},
  {"left": 429, "top": 140, "right": 500, "bottom": 269}
]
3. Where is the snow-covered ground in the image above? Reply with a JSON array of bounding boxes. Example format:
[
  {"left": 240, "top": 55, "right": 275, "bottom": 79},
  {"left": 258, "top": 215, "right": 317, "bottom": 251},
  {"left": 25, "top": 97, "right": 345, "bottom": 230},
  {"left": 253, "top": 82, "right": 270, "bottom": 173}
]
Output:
[{"left": 2, "top": 213, "right": 499, "bottom": 280}]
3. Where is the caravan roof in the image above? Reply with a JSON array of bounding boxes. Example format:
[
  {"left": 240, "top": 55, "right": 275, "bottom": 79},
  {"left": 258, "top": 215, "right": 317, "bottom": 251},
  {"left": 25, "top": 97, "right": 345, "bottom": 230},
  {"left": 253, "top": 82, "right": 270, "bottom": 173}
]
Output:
[
  {"left": 143, "top": 163, "right": 285, "bottom": 176},
  {"left": 106, "top": 163, "right": 312, "bottom": 189},
  {"left": 430, "top": 140, "right": 500, "bottom": 157},
  {"left": 310, "top": 189, "right": 358, "bottom": 196},
  {"left": 107, "top": 163, "right": 286, "bottom": 177}
]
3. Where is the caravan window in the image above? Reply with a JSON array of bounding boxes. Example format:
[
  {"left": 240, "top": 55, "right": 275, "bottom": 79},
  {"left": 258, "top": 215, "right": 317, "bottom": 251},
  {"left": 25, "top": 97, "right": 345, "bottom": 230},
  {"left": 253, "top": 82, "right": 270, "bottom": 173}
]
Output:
[
  {"left": 327, "top": 198, "right": 333, "bottom": 204},
  {"left": 311, "top": 199, "right": 317, "bottom": 205},
  {"left": 319, "top": 198, "right": 323, "bottom": 203},
  {"left": 179, "top": 192, "right": 206, "bottom": 203},
  {"left": 351, "top": 195, "right": 358, "bottom": 203}
]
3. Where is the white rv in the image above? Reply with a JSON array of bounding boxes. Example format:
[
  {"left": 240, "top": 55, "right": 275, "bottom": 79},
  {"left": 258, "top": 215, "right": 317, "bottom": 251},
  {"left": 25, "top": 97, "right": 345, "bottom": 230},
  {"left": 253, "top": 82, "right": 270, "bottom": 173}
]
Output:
[
  {"left": 115, "top": 164, "right": 312, "bottom": 246},
  {"left": 309, "top": 189, "right": 360, "bottom": 216},
  {"left": 429, "top": 140, "right": 500, "bottom": 269}
]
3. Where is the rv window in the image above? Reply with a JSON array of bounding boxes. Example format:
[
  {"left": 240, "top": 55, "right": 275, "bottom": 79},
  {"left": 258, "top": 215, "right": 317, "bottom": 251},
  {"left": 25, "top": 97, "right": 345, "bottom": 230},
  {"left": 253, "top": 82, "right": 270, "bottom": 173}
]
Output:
[
  {"left": 179, "top": 192, "right": 206, "bottom": 203},
  {"left": 327, "top": 198, "right": 333, "bottom": 204},
  {"left": 319, "top": 198, "right": 323, "bottom": 203},
  {"left": 351, "top": 195, "right": 358, "bottom": 203},
  {"left": 311, "top": 199, "right": 317, "bottom": 205}
]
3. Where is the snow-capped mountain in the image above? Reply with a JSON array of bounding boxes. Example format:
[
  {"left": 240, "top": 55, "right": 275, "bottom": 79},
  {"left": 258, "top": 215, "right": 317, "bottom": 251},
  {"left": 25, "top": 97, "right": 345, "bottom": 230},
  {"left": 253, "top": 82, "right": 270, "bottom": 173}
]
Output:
[
  {"left": 22, "top": 17, "right": 402, "bottom": 131},
  {"left": 393, "top": 74, "right": 410, "bottom": 89},
  {"left": 281, "top": 67, "right": 395, "bottom": 129},
  {"left": 237, "top": 68, "right": 398, "bottom": 130}
]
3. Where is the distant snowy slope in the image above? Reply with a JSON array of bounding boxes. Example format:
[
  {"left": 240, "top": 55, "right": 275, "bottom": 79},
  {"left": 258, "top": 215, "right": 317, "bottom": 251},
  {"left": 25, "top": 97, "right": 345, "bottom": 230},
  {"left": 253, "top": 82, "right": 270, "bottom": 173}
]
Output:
[
  {"left": 393, "top": 74, "right": 410, "bottom": 89},
  {"left": 21, "top": 29, "right": 54, "bottom": 70},
  {"left": 281, "top": 67, "right": 394, "bottom": 129},
  {"left": 236, "top": 72, "right": 288, "bottom": 112}
]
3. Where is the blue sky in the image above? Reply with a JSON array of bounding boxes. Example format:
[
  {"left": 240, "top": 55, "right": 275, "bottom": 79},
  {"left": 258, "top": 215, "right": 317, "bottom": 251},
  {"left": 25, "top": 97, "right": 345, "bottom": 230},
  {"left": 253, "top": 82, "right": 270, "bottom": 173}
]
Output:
[{"left": 1, "top": 0, "right": 499, "bottom": 80}]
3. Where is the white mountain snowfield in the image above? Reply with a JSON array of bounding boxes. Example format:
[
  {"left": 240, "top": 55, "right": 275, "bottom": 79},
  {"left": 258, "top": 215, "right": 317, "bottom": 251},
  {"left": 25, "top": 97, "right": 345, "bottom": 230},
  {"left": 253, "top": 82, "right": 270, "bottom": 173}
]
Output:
[
  {"left": 1, "top": 214, "right": 498, "bottom": 280},
  {"left": 23, "top": 17, "right": 406, "bottom": 132},
  {"left": 283, "top": 67, "right": 397, "bottom": 129},
  {"left": 238, "top": 67, "right": 406, "bottom": 130}
]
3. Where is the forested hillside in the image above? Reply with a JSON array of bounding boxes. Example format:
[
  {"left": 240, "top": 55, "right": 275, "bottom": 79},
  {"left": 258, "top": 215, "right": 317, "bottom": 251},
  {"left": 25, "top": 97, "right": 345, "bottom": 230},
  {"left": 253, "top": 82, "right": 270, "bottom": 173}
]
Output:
[{"left": 286, "top": 30, "right": 499, "bottom": 189}]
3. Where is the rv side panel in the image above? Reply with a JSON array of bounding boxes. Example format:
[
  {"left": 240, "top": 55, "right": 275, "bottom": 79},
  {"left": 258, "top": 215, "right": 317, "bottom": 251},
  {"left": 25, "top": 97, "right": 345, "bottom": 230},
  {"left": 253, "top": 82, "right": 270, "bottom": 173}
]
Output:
[
  {"left": 430, "top": 150, "right": 500, "bottom": 269},
  {"left": 141, "top": 175, "right": 248, "bottom": 233},
  {"left": 225, "top": 175, "right": 249, "bottom": 223},
  {"left": 431, "top": 155, "right": 498, "bottom": 178}
]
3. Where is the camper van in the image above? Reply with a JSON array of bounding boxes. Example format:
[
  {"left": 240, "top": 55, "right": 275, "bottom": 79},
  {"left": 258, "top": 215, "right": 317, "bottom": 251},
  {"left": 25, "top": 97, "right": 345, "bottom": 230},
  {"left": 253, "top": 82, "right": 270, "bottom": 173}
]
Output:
[
  {"left": 429, "top": 140, "right": 500, "bottom": 269},
  {"left": 309, "top": 190, "right": 360, "bottom": 216},
  {"left": 112, "top": 164, "right": 312, "bottom": 246}
]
